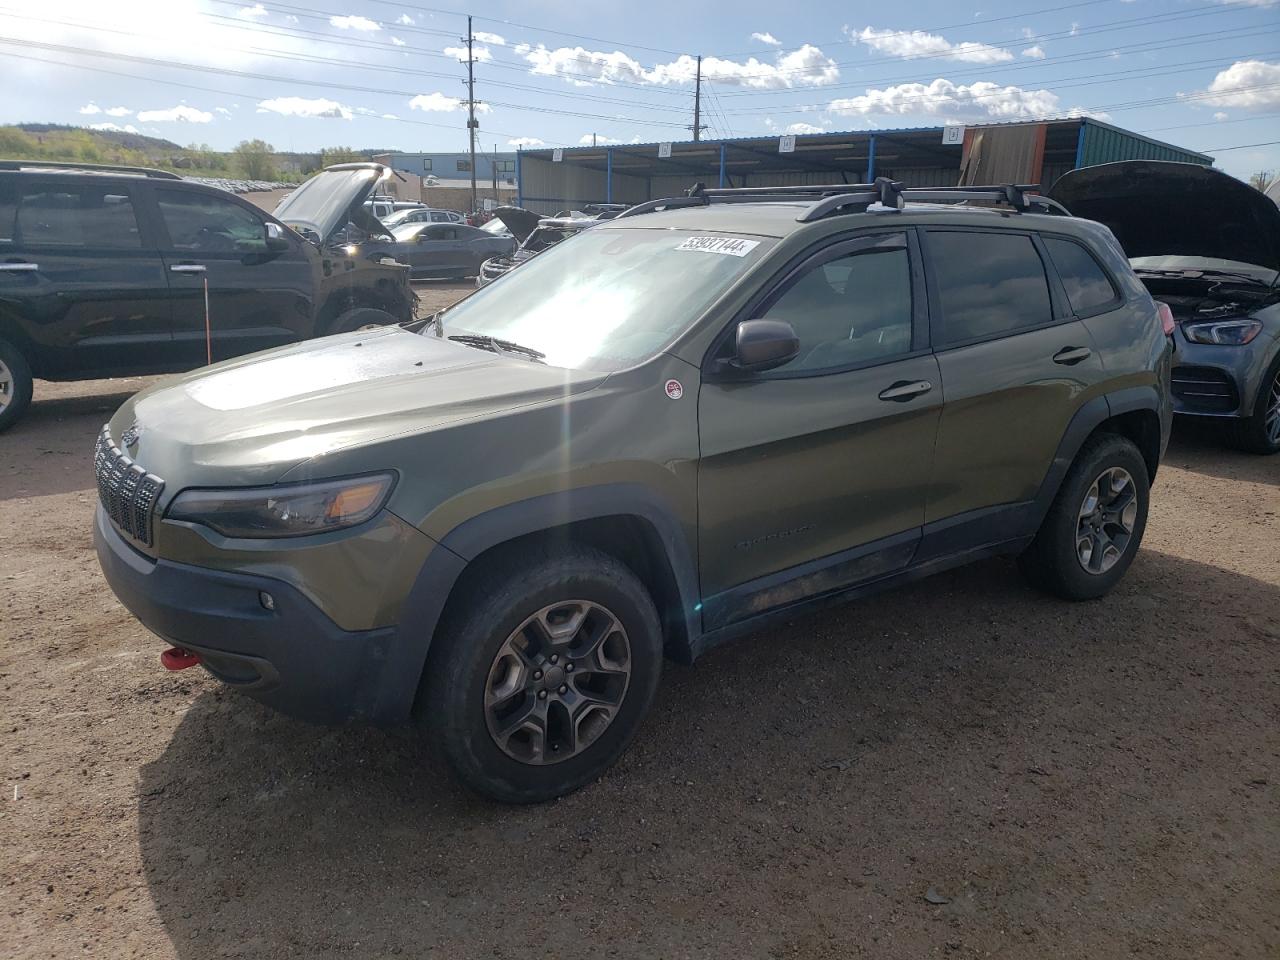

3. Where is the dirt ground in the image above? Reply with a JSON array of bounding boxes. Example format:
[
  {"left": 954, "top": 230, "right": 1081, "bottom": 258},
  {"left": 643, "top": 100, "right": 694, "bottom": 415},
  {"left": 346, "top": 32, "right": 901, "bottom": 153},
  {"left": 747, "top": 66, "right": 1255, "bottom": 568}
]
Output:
[{"left": 2, "top": 288, "right": 1277, "bottom": 959}]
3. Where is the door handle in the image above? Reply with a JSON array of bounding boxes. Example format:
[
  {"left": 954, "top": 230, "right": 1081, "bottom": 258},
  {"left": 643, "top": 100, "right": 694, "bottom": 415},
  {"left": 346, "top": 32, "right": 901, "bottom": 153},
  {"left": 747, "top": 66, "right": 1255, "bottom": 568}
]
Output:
[
  {"left": 0, "top": 263, "right": 38, "bottom": 271},
  {"left": 1053, "top": 346, "right": 1092, "bottom": 365},
  {"left": 878, "top": 380, "right": 933, "bottom": 402},
  {"left": 170, "top": 264, "right": 207, "bottom": 274}
]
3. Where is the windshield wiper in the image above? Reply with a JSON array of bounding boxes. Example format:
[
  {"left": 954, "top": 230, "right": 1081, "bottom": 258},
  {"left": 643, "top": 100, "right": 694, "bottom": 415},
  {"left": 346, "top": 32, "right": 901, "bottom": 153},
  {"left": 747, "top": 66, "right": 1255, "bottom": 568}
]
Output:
[
  {"left": 448, "top": 334, "right": 546, "bottom": 362},
  {"left": 1134, "top": 267, "right": 1269, "bottom": 286}
]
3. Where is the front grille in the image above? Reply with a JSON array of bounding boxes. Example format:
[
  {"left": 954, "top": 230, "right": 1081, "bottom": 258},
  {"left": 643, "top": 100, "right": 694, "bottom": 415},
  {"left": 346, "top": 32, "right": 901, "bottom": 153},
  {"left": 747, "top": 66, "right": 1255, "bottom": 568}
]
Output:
[
  {"left": 1171, "top": 365, "right": 1239, "bottom": 413},
  {"left": 94, "top": 426, "right": 165, "bottom": 546}
]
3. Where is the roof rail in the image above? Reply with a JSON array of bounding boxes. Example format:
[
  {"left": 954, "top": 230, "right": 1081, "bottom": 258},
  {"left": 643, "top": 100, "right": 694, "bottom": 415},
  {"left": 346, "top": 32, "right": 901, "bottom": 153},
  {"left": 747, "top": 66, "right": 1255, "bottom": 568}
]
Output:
[
  {"left": 0, "top": 160, "right": 182, "bottom": 180},
  {"left": 616, "top": 177, "right": 1068, "bottom": 223}
]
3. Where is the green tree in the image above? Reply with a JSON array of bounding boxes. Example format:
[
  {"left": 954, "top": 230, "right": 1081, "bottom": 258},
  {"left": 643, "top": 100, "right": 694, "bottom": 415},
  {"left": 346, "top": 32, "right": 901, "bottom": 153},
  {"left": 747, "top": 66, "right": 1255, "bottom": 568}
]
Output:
[
  {"left": 319, "top": 145, "right": 363, "bottom": 167},
  {"left": 1249, "top": 170, "right": 1276, "bottom": 193},
  {"left": 233, "top": 139, "right": 277, "bottom": 180}
]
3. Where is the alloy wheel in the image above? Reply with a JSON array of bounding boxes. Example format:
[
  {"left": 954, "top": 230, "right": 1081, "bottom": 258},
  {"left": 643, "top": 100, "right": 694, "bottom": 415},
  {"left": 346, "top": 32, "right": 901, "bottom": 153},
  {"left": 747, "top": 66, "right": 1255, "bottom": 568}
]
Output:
[
  {"left": 0, "top": 357, "right": 11, "bottom": 412},
  {"left": 484, "top": 600, "right": 632, "bottom": 765},
  {"left": 1076, "top": 466, "right": 1138, "bottom": 575},
  {"left": 1266, "top": 368, "right": 1280, "bottom": 446}
]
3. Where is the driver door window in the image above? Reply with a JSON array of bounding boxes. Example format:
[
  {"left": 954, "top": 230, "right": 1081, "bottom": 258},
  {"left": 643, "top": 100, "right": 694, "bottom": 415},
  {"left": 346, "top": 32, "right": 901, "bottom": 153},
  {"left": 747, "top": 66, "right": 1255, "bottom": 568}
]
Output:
[
  {"left": 761, "top": 246, "right": 913, "bottom": 373},
  {"left": 156, "top": 189, "right": 267, "bottom": 252}
]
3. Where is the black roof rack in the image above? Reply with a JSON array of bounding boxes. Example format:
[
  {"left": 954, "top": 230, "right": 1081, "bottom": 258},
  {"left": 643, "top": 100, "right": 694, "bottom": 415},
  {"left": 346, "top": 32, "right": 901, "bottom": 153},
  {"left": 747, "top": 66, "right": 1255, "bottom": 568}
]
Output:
[
  {"left": 0, "top": 160, "right": 182, "bottom": 180},
  {"left": 615, "top": 177, "right": 1070, "bottom": 222}
]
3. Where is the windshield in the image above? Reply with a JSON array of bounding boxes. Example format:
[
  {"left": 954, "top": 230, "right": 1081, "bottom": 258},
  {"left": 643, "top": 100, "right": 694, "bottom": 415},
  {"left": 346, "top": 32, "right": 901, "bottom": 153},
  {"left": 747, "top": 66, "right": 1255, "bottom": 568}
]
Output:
[
  {"left": 391, "top": 223, "right": 427, "bottom": 241},
  {"left": 481, "top": 218, "right": 511, "bottom": 236},
  {"left": 382, "top": 209, "right": 415, "bottom": 228},
  {"left": 426, "top": 227, "right": 771, "bottom": 371}
]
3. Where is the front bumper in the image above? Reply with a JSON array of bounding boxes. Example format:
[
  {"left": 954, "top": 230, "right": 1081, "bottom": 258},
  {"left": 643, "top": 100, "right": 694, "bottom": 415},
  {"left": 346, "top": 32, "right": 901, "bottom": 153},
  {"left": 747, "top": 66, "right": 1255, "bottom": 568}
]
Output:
[
  {"left": 95, "top": 506, "right": 403, "bottom": 725},
  {"left": 1171, "top": 330, "right": 1275, "bottom": 419}
]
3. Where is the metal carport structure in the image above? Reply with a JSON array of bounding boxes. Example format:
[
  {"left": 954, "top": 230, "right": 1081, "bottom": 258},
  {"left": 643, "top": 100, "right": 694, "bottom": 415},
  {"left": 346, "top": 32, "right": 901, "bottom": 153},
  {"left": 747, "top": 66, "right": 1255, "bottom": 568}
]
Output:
[{"left": 514, "top": 117, "right": 1212, "bottom": 215}]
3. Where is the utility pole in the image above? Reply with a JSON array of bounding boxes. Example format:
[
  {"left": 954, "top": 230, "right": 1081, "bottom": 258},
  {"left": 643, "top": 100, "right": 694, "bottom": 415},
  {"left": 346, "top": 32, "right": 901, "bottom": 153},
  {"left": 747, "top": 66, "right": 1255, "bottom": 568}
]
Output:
[
  {"left": 491, "top": 143, "right": 498, "bottom": 208},
  {"left": 692, "top": 55, "right": 703, "bottom": 142},
  {"left": 465, "top": 15, "right": 478, "bottom": 214}
]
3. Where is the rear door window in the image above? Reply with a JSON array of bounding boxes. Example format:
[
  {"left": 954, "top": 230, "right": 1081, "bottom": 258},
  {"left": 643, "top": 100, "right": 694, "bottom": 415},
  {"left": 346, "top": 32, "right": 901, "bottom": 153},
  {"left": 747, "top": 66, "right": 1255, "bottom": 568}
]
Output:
[
  {"left": 928, "top": 231, "right": 1053, "bottom": 345},
  {"left": 17, "top": 184, "right": 141, "bottom": 248},
  {"left": 1043, "top": 236, "right": 1119, "bottom": 315}
]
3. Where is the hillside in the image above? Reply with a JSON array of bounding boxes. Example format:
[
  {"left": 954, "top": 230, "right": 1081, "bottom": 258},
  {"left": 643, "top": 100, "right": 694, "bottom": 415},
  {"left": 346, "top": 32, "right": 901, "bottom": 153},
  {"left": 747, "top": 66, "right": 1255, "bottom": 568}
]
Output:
[{"left": 15, "top": 123, "right": 182, "bottom": 153}]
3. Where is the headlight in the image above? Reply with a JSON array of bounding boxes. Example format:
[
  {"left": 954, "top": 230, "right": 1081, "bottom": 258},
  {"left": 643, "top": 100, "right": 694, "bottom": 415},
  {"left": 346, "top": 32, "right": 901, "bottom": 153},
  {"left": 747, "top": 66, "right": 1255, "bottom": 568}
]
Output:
[
  {"left": 166, "top": 474, "right": 395, "bottom": 539},
  {"left": 1181, "top": 318, "right": 1262, "bottom": 346}
]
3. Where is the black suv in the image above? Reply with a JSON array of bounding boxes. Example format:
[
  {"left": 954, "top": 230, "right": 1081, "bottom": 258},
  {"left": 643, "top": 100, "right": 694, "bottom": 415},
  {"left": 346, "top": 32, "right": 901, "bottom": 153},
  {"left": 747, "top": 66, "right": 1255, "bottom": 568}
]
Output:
[{"left": 0, "top": 161, "right": 414, "bottom": 431}]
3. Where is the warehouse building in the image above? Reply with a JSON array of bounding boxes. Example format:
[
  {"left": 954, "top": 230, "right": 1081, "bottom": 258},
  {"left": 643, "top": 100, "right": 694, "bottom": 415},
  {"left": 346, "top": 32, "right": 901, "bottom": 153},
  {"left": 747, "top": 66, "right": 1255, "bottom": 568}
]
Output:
[{"left": 514, "top": 117, "right": 1211, "bottom": 215}]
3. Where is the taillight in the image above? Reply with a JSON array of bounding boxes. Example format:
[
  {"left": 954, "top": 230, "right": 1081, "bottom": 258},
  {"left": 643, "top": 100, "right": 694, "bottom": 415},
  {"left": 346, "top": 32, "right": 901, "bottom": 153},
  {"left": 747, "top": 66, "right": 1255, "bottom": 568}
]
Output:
[{"left": 1155, "top": 301, "right": 1176, "bottom": 338}]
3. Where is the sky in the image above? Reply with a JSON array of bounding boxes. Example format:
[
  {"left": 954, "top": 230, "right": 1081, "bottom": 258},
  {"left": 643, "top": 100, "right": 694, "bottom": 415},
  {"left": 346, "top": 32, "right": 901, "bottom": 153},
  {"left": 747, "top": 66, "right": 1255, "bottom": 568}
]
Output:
[{"left": 0, "top": 0, "right": 1277, "bottom": 179}]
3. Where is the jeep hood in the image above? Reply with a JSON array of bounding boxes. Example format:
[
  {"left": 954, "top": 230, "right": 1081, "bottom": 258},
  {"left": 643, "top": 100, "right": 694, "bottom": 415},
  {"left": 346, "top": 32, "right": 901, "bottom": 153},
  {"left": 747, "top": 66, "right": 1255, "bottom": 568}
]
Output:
[
  {"left": 1049, "top": 161, "right": 1280, "bottom": 275},
  {"left": 110, "top": 328, "right": 604, "bottom": 489},
  {"left": 491, "top": 206, "right": 542, "bottom": 244},
  {"left": 273, "top": 164, "right": 388, "bottom": 244}
]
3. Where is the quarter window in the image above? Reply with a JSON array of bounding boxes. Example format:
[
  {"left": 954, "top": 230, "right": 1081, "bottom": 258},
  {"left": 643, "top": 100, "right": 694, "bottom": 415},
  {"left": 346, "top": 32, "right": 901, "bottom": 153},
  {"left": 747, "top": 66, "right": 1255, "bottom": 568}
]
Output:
[
  {"left": 929, "top": 231, "right": 1053, "bottom": 344},
  {"left": 760, "top": 246, "right": 913, "bottom": 373},
  {"left": 157, "top": 190, "right": 267, "bottom": 252},
  {"left": 17, "top": 185, "right": 141, "bottom": 248},
  {"left": 1043, "top": 236, "right": 1118, "bottom": 315}
]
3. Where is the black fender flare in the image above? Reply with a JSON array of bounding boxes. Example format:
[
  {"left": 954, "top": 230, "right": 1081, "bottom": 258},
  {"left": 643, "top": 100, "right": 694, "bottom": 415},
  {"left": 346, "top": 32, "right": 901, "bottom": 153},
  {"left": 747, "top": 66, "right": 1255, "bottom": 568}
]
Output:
[
  {"left": 1032, "top": 385, "right": 1163, "bottom": 522},
  {"left": 376, "top": 484, "right": 700, "bottom": 724}
]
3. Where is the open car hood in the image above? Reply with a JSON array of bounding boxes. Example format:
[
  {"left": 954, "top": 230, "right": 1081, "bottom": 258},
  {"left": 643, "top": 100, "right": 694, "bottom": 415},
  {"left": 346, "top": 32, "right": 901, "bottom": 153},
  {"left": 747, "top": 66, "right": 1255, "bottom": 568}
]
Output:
[
  {"left": 1048, "top": 161, "right": 1280, "bottom": 275},
  {"left": 491, "top": 206, "right": 542, "bottom": 244},
  {"left": 273, "top": 164, "right": 388, "bottom": 244}
]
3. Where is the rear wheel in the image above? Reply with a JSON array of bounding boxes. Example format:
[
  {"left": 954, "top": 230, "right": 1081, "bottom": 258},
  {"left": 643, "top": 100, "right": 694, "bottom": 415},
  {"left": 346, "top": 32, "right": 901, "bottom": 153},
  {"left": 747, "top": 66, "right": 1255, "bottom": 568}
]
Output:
[
  {"left": 0, "top": 337, "right": 33, "bottom": 433},
  {"left": 1020, "top": 433, "right": 1150, "bottom": 600},
  {"left": 1227, "top": 355, "right": 1280, "bottom": 455},
  {"left": 423, "top": 543, "right": 663, "bottom": 803}
]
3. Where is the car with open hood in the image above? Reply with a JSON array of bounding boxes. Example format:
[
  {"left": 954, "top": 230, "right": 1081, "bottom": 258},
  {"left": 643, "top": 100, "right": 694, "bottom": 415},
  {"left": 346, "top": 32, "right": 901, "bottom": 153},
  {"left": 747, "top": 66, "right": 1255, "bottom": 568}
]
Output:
[
  {"left": 96, "top": 178, "right": 1173, "bottom": 803},
  {"left": 475, "top": 208, "right": 599, "bottom": 287},
  {"left": 0, "top": 160, "right": 413, "bottom": 433},
  {"left": 381, "top": 221, "right": 516, "bottom": 280},
  {"left": 1051, "top": 161, "right": 1280, "bottom": 454}
]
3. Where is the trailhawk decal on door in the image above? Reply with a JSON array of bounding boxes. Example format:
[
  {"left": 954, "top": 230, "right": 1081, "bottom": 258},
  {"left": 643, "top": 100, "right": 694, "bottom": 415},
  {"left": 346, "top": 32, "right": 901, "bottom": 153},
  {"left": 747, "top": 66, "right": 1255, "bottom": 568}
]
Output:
[{"left": 674, "top": 236, "right": 761, "bottom": 257}]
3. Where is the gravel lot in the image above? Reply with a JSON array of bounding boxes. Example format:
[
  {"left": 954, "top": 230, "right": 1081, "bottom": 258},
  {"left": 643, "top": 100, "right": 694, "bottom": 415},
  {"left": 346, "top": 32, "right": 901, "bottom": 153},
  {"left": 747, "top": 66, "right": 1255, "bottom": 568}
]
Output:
[{"left": 2, "top": 284, "right": 1277, "bottom": 959}]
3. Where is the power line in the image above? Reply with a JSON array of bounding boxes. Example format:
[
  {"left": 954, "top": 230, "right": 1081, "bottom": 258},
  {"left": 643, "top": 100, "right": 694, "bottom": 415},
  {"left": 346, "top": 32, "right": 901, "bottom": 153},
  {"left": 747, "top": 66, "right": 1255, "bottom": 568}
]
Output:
[{"left": 1203, "top": 139, "right": 1280, "bottom": 151}]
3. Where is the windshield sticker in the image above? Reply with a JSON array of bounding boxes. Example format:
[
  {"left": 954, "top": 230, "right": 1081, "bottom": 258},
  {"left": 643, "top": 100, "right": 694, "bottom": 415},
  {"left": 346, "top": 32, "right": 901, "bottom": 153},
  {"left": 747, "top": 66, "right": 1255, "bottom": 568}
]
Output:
[{"left": 675, "top": 236, "right": 760, "bottom": 257}]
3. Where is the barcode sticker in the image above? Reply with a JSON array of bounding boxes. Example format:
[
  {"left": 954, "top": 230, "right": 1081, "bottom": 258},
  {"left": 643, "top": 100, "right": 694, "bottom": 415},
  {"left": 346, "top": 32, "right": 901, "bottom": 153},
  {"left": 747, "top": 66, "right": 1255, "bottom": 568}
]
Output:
[{"left": 674, "top": 236, "right": 760, "bottom": 257}]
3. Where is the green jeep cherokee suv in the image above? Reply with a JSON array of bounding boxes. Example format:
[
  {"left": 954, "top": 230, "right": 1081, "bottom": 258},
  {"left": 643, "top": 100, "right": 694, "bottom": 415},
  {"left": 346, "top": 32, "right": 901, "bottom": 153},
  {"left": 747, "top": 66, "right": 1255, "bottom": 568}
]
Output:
[{"left": 95, "top": 182, "right": 1172, "bottom": 803}]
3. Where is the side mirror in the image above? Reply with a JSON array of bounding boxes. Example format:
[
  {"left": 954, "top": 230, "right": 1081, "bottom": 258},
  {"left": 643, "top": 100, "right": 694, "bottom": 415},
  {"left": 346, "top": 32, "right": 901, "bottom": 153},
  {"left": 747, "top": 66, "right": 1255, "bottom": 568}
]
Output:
[
  {"left": 726, "top": 319, "right": 800, "bottom": 373},
  {"left": 264, "top": 222, "right": 290, "bottom": 252}
]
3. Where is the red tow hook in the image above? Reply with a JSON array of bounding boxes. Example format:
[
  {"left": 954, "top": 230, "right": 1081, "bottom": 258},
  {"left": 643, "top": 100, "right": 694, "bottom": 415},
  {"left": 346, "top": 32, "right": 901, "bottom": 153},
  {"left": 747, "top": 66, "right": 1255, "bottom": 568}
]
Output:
[{"left": 160, "top": 647, "right": 201, "bottom": 671}]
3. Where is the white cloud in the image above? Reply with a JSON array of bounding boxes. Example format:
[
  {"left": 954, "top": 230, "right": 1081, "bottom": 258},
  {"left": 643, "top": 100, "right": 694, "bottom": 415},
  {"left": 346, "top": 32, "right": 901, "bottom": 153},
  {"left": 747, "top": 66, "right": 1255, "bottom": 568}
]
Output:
[
  {"left": 1022, "top": 45, "right": 1046, "bottom": 59},
  {"left": 408, "top": 92, "right": 491, "bottom": 113},
  {"left": 518, "top": 43, "right": 839, "bottom": 89},
  {"left": 1214, "top": 111, "right": 1229, "bottom": 120},
  {"left": 396, "top": 14, "right": 415, "bottom": 25},
  {"left": 215, "top": 107, "right": 232, "bottom": 116},
  {"left": 1020, "top": 26, "right": 1035, "bottom": 39},
  {"left": 752, "top": 31, "right": 781, "bottom": 46},
  {"left": 474, "top": 31, "right": 506, "bottom": 45},
  {"left": 391, "top": 37, "right": 406, "bottom": 47},
  {"left": 855, "top": 26, "right": 1013, "bottom": 64},
  {"left": 256, "top": 96, "right": 353, "bottom": 119},
  {"left": 1069, "top": 22, "right": 1080, "bottom": 36},
  {"left": 87, "top": 122, "right": 140, "bottom": 133},
  {"left": 285, "top": 14, "right": 298, "bottom": 23},
  {"left": 509, "top": 137, "right": 546, "bottom": 147},
  {"left": 381, "top": 113, "right": 399, "bottom": 120},
  {"left": 236, "top": 3, "right": 267, "bottom": 19},
  {"left": 1197, "top": 59, "right": 1280, "bottom": 109},
  {"left": 579, "top": 134, "right": 624, "bottom": 145},
  {"left": 445, "top": 43, "right": 494, "bottom": 62},
  {"left": 78, "top": 103, "right": 102, "bottom": 115},
  {"left": 136, "top": 104, "right": 213, "bottom": 123},
  {"left": 1216, "top": 0, "right": 1273, "bottom": 5},
  {"left": 785, "top": 121, "right": 826, "bottom": 134},
  {"left": 82, "top": 104, "right": 136, "bottom": 118},
  {"left": 828, "top": 78, "right": 1097, "bottom": 120},
  {"left": 329, "top": 15, "right": 379, "bottom": 32}
]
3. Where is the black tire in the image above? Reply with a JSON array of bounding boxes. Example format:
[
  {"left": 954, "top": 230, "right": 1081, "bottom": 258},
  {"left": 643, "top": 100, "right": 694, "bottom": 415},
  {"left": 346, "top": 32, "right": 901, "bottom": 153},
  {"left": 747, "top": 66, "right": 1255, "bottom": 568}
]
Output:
[
  {"left": 329, "top": 307, "right": 397, "bottom": 334},
  {"left": 1019, "top": 433, "right": 1150, "bottom": 601},
  {"left": 0, "top": 337, "right": 34, "bottom": 434},
  {"left": 1226, "top": 353, "right": 1280, "bottom": 455},
  {"left": 422, "top": 543, "right": 663, "bottom": 804}
]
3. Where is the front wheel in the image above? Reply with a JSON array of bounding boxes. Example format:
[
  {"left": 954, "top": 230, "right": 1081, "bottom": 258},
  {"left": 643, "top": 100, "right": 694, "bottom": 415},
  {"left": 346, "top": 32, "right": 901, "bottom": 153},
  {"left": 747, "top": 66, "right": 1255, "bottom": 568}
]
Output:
[
  {"left": 1020, "top": 433, "right": 1150, "bottom": 600},
  {"left": 329, "top": 307, "right": 397, "bottom": 334},
  {"left": 422, "top": 543, "right": 663, "bottom": 803},
  {"left": 0, "top": 337, "right": 34, "bottom": 433}
]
